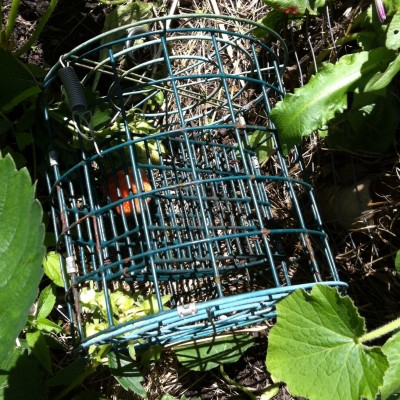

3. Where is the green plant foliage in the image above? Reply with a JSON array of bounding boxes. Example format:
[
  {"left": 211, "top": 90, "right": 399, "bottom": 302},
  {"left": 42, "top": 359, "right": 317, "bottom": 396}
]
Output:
[
  {"left": 0, "top": 49, "right": 41, "bottom": 112},
  {"left": 173, "top": 334, "right": 254, "bottom": 372},
  {"left": 245, "top": 130, "right": 275, "bottom": 165},
  {"left": 46, "top": 358, "right": 88, "bottom": 387},
  {"left": 262, "top": 0, "right": 326, "bottom": 15},
  {"left": 0, "top": 153, "right": 45, "bottom": 362},
  {"left": 0, "top": 347, "right": 47, "bottom": 400},
  {"left": 395, "top": 250, "right": 400, "bottom": 276},
  {"left": 266, "top": 285, "right": 389, "bottom": 400},
  {"left": 386, "top": 11, "right": 400, "bottom": 49},
  {"left": 364, "top": 53, "right": 400, "bottom": 91},
  {"left": 43, "top": 252, "right": 64, "bottom": 287},
  {"left": 26, "top": 331, "right": 53, "bottom": 375},
  {"left": 36, "top": 285, "right": 56, "bottom": 319},
  {"left": 327, "top": 90, "right": 400, "bottom": 152},
  {"left": 270, "top": 47, "right": 395, "bottom": 154},
  {"left": 108, "top": 350, "right": 147, "bottom": 398},
  {"left": 380, "top": 331, "right": 400, "bottom": 399}
]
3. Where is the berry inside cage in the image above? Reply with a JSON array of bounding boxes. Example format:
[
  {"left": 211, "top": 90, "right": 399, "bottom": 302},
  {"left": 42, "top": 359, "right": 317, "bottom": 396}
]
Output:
[{"left": 44, "top": 14, "right": 346, "bottom": 349}]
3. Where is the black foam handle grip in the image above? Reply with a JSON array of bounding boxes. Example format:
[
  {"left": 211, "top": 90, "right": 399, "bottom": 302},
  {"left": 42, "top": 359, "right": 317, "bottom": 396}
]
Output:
[{"left": 58, "top": 66, "right": 88, "bottom": 115}]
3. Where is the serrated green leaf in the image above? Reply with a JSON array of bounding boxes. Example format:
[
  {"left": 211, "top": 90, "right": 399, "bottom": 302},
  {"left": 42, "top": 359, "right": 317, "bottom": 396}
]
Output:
[
  {"left": 266, "top": 285, "right": 389, "bottom": 400},
  {"left": 0, "top": 153, "right": 45, "bottom": 362},
  {"left": 43, "top": 251, "right": 64, "bottom": 287},
  {"left": 26, "top": 331, "right": 53, "bottom": 375},
  {"left": 108, "top": 350, "right": 147, "bottom": 398},
  {"left": 380, "top": 331, "right": 400, "bottom": 399},
  {"left": 173, "top": 334, "right": 254, "bottom": 372},
  {"left": 37, "top": 285, "right": 56, "bottom": 319},
  {"left": 271, "top": 48, "right": 394, "bottom": 154}
]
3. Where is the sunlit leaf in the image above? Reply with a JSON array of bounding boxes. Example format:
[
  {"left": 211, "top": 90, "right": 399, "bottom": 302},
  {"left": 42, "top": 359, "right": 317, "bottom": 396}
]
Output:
[
  {"left": 37, "top": 285, "right": 56, "bottom": 319},
  {"left": 380, "top": 331, "right": 400, "bottom": 399},
  {"left": 0, "top": 154, "right": 45, "bottom": 362},
  {"left": 43, "top": 251, "right": 64, "bottom": 287},
  {"left": 270, "top": 48, "right": 394, "bottom": 154},
  {"left": 266, "top": 285, "right": 389, "bottom": 400},
  {"left": 386, "top": 11, "right": 400, "bottom": 49}
]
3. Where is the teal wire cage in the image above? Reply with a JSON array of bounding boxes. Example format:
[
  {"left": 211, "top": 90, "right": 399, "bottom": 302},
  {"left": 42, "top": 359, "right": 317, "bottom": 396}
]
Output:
[{"left": 44, "top": 14, "right": 346, "bottom": 349}]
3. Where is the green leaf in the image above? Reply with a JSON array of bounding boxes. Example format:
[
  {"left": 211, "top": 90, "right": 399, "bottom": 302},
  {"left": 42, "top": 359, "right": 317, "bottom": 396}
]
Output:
[
  {"left": 395, "top": 250, "right": 400, "bottom": 276},
  {"left": 35, "top": 317, "right": 63, "bottom": 334},
  {"left": 327, "top": 90, "right": 400, "bottom": 152},
  {"left": 380, "top": 331, "right": 400, "bottom": 399},
  {"left": 0, "top": 49, "right": 41, "bottom": 111},
  {"left": 0, "top": 347, "right": 47, "bottom": 400},
  {"left": 364, "top": 52, "right": 400, "bottom": 92},
  {"left": 0, "top": 119, "right": 13, "bottom": 135},
  {"left": 262, "top": 0, "right": 326, "bottom": 15},
  {"left": 0, "top": 153, "right": 45, "bottom": 362},
  {"left": 26, "top": 331, "right": 53, "bottom": 375},
  {"left": 71, "top": 391, "right": 107, "bottom": 400},
  {"left": 386, "top": 11, "right": 400, "bottom": 50},
  {"left": 270, "top": 48, "right": 395, "bottom": 154},
  {"left": 173, "top": 334, "right": 254, "bottom": 372},
  {"left": 266, "top": 285, "right": 389, "bottom": 400},
  {"left": 108, "top": 350, "right": 147, "bottom": 398},
  {"left": 43, "top": 251, "right": 64, "bottom": 287},
  {"left": 37, "top": 285, "right": 56, "bottom": 319},
  {"left": 246, "top": 130, "right": 275, "bottom": 164},
  {"left": 46, "top": 358, "right": 88, "bottom": 387}
]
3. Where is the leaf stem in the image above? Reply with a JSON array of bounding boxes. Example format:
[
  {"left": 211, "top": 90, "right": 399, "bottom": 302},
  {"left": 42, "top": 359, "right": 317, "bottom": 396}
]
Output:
[
  {"left": 219, "top": 364, "right": 258, "bottom": 400},
  {"left": 14, "top": 0, "right": 59, "bottom": 57},
  {"left": 4, "top": 0, "right": 19, "bottom": 47},
  {"left": 359, "top": 317, "right": 400, "bottom": 344}
]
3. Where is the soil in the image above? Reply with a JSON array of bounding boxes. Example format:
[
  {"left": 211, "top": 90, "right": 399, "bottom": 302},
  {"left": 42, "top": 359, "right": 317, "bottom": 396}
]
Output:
[{"left": 6, "top": 0, "right": 400, "bottom": 399}]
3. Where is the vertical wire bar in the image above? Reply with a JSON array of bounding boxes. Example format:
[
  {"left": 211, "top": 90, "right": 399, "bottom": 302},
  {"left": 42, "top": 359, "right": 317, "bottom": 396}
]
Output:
[{"left": 160, "top": 30, "right": 224, "bottom": 297}]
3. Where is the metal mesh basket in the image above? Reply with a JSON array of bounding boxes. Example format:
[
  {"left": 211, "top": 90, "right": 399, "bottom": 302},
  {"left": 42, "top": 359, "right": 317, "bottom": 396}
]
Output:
[{"left": 44, "top": 14, "right": 346, "bottom": 349}]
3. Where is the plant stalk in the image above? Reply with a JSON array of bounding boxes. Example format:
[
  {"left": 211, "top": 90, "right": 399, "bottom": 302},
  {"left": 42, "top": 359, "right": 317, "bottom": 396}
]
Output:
[
  {"left": 219, "top": 364, "right": 258, "bottom": 400},
  {"left": 359, "top": 317, "right": 400, "bottom": 344},
  {"left": 14, "top": 0, "right": 59, "bottom": 57},
  {"left": 4, "top": 0, "right": 19, "bottom": 47}
]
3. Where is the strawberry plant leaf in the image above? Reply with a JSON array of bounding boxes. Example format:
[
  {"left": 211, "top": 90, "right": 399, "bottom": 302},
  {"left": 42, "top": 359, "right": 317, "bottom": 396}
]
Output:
[
  {"left": 266, "top": 285, "right": 389, "bottom": 400},
  {"left": 0, "top": 153, "right": 45, "bottom": 362},
  {"left": 270, "top": 48, "right": 394, "bottom": 154},
  {"left": 173, "top": 334, "right": 254, "bottom": 372},
  {"left": 380, "top": 331, "right": 400, "bottom": 399}
]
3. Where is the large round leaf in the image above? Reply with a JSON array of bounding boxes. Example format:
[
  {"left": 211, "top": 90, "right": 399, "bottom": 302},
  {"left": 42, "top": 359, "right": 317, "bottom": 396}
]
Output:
[
  {"left": 0, "top": 153, "right": 45, "bottom": 361},
  {"left": 266, "top": 285, "right": 389, "bottom": 400}
]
